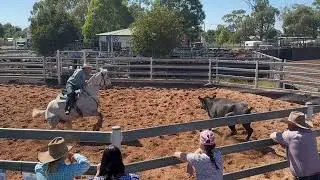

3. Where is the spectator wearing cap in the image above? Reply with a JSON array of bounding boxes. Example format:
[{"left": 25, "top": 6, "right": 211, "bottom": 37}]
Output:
[
  {"left": 35, "top": 137, "right": 90, "bottom": 180},
  {"left": 270, "top": 111, "right": 320, "bottom": 180},
  {"left": 174, "top": 130, "right": 223, "bottom": 180}
]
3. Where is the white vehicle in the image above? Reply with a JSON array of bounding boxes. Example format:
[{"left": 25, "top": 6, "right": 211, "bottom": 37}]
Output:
[
  {"left": 244, "top": 41, "right": 262, "bottom": 49},
  {"left": 15, "top": 38, "right": 28, "bottom": 49}
]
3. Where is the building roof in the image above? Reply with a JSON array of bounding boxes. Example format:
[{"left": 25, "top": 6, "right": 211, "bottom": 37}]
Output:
[{"left": 96, "top": 28, "right": 132, "bottom": 36}]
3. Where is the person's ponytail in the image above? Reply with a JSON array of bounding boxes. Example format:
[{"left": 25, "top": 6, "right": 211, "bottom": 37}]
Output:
[{"left": 204, "top": 144, "right": 219, "bottom": 169}]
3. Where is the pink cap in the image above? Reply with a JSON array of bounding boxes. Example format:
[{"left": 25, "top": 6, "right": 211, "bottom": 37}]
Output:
[{"left": 200, "top": 130, "right": 216, "bottom": 145}]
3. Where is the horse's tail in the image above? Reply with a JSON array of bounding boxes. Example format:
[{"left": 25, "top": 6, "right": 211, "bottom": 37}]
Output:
[{"left": 32, "top": 109, "right": 46, "bottom": 118}]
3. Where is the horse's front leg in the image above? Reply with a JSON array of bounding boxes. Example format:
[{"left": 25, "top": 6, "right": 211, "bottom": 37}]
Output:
[{"left": 92, "top": 112, "right": 104, "bottom": 131}]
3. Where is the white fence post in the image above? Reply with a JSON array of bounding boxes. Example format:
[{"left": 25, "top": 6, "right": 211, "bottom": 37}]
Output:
[
  {"left": 254, "top": 59, "right": 259, "bottom": 89},
  {"left": 56, "top": 50, "right": 61, "bottom": 86},
  {"left": 215, "top": 58, "right": 219, "bottom": 84},
  {"left": 95, "top": 57, "right": 99, "bottom": 73},
  {"left": 83, "top": 50, "right": 87, "bottom": 64},
  {"left": 150, "top": 57, "right": 153, "bottom": 80},
  {"left": 111, "top": 126, "right": 122, "bottom": 149},
  {"left": 208, "top": 58, "right": 212, "bottom": 84},
  {"left": 306, "top": 102, "right": 314, "bottom": 121}
]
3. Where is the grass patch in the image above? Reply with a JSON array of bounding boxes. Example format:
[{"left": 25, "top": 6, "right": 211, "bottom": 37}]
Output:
[{"left": 216, "top": 78, "right": 278, "bottom": 88}]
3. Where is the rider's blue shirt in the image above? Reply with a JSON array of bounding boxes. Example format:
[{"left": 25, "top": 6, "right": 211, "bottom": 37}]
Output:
[{"left": 67, "top": 68, "right": 89, "bottom": 89}]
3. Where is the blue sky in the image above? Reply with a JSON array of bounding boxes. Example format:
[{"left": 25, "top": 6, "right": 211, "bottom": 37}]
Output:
[{"left": 0, "top": 0, "right": 315, "bottom": 30}]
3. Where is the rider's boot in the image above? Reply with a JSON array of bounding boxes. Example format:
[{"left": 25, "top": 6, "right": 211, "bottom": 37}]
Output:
[{"left": 65, "top": 99, "right": 72, "bottom": 115}]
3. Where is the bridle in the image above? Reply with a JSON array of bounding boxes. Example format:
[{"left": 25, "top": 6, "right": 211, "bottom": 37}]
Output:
[{"left": 82, "top": 71, "right": 109, "bottom": 108}]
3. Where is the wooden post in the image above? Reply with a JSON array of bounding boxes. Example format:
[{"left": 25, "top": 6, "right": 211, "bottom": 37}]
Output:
[
  {"left": 215, "top": 58, "right": 219, "bottom": 84},
  {"left": 96, "top": 57, "right": 99, "bottom": 73},
  {"left": 208, "top": 58, "right": 212, "bottom": 84},
  {"left": 281, "top": 59, "right": 286, "bottom": 89},
  {"left": 111, "top": 36, "right": 114, "bottom": 57},
  {"left": 254, "top": 60, "right": 259, "bottom": 89},
  {"left": 56, "top": 50, "right": 61, "bottom": 86},
  {"left": 150, "top": 57, "right": 153, "bottom": 80},
  {"left": 111, "top": 126, "right": 122, "bottom": 149},
  {"left": 306, "top": 102, "right": 313, "bottom": 121},
  {"left": 42, "top": 56, "right": 46, "bottom": 82}
]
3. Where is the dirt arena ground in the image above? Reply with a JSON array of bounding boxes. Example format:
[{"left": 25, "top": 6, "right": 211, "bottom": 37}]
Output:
[{"left": 0, "top": 84, "right": 320, "bottom": 180}]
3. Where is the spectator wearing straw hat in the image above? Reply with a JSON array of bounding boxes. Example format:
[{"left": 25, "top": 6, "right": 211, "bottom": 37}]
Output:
[
  {"left": 174, "top": 130, "right": 223, "bottom": 180},
  {"left": 270, "top": 111, "right": 320, "bottom": 180},
  {"left": 35, "top": 137, "right": 90, "bottom": 180}
]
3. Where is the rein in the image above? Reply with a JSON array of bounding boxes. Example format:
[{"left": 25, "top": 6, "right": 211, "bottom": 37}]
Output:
[{"left": 82, "top": 72, "right": 109, "bottom": 108}]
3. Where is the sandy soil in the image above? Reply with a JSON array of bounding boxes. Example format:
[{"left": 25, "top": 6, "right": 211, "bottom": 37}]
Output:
[{"left": 0, "top": 84, "right": 319, "bottom": 180}]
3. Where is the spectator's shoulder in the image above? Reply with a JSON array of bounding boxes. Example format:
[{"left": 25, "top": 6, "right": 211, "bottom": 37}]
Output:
[
  {"left": 129, "top": 173, "right": 140, "bottom": 179},
  {"left": 214, "top": 149, "right": 222, "bottom": 157},
  {"left": 34, "top": 163, "right": 46, "bottom": 173}
]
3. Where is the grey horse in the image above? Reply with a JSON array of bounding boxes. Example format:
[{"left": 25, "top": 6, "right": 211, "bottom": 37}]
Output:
[
  {"left": 198, "top": 95, "right": 254, "bottom": 141},
  {"left": 32, "top": 69, "right": 112, "bottom": 131}
]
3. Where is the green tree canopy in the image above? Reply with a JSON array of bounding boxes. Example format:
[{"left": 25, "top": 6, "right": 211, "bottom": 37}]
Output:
[
  {"left": 131, "top": 5, "right": 183, "bottom": 57},
  {"left": 204, "top": 30, "right": 216, "bottom": 45},
  {"left": 282, "top": 4, "right": 319, "bottom": 37},
  {"left": 215, "top": 25, "right": 231, "bottom": 46},
  {"left": 222, "top": 9, "right": 247, "bottom": 32},
  {"left": 30, "top": 0, "right": 80, "bottom": 56},
  {"left": 247, "top": 0, "right": 280, "bottom": 40},
  {"left": 0, "top": 24, "right": 4, "bottom": 38},
  {"left": 2, "top": 23, "right": 23, "bottom": 38},
  {"left": 161, "top": 0, "right": 205, "bottom": 41},
  {"left": 237, "top": 15, "right": 256, "bottom": 41},
  {"left": 82, "top": 0, "right": 134, "bottom": 41}
]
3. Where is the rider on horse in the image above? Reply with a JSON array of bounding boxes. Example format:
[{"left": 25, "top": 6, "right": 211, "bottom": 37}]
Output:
[{"left": 65, "top": 63, "right": 92, "bottom": 115}]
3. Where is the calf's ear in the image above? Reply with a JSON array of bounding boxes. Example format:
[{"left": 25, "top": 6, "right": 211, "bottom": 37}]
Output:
[{"left": 198, "top": 96, "right": 203, "bottom": 101}]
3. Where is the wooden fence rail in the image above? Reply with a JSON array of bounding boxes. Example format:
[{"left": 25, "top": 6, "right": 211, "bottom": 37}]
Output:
[
  {"left": 1, "top": 135, "right": 320, "bottom": 179},
  {"left": 2, "top": 51, "right": 320, "bottom": 95},
  {"left": 122, "top": 106, "right": 313, "bottom": 142},
  {"left": 0, "top": 103, "right": 319, "bottom": 179},
  {"left": 0, "top": 105, "right": 317, "bottom": 143}
]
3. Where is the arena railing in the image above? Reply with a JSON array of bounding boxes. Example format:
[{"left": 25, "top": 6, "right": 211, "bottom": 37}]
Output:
[{"left": 0, "top": 103, "right": 319, "bottom": 179}]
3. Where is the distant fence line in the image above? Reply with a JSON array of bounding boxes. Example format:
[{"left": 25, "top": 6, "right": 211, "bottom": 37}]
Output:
[
  {"left": 0, "top": 102, "right": 319, "bottom": 179},
  {"left": 1, "top": 50, "right": 320, "bottom": 95}
]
